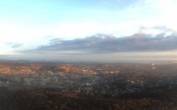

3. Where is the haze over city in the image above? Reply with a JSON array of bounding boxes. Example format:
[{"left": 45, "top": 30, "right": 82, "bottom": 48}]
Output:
[
  {"left": 1, "top": 1, "right": 177, "bottom": 109},
  {"left": 0, "top": 0, "right": 177, "bottom": 62}
]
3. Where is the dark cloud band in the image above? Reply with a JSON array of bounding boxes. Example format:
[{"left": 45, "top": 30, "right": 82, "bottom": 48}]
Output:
[{"left": 37, "top": 32, "right": 177, "bottom": 53}]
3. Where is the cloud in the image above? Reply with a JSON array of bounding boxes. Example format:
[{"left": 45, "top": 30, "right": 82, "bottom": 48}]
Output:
[
  {"left": 7, "top": 42, "right": 22, "bottom": 48},
  {"left": 17, "top": 29, "right": 177, "bottom": 62},
  {"left": 153, "top": 26, "right": 174, "bottom": 32},
  {"left": 36, "top": 31, "right": 177, "bottom": 53}
]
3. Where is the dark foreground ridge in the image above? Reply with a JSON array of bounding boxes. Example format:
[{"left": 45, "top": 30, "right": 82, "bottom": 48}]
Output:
[
  {"left": 1, "top": 87, "right": 177, "bottom": 110},
  {"left": 0, "top": 61, "right": 177, "bottom": 110}
]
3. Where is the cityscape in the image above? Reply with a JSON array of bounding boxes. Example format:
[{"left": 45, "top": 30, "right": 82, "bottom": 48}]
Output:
[
  {"left": 0, "top": 61, "right": 176, "bottom": 109},
  {"left": 0, "top": 0, "right": 177, "bottom": 109}
]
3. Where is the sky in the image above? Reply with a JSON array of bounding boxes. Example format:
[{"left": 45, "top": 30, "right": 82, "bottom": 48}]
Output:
[{"left": 0, "top": 0, "right": 177, "bottom": 62}]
